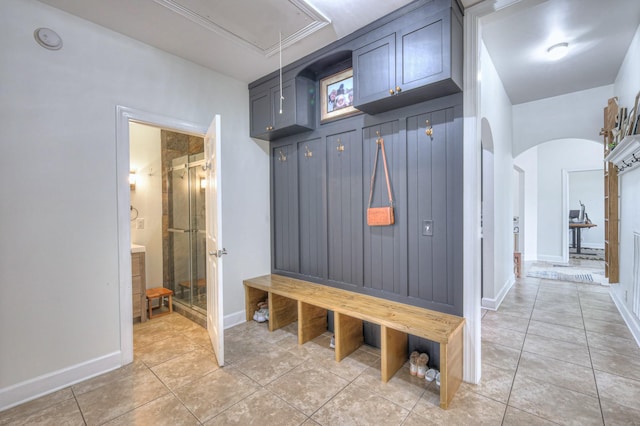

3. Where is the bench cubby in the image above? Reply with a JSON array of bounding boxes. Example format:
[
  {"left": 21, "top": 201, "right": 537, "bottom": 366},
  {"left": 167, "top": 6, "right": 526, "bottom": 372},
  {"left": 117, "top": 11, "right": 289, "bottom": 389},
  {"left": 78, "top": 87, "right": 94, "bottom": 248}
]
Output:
[{"left": 244, "top": 274, "right": 465, "bottom": 409}]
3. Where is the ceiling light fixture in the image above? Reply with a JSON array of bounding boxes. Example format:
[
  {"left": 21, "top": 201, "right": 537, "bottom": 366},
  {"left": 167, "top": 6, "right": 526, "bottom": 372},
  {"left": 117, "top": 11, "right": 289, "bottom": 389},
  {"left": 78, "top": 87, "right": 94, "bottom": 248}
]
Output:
[
  {"left": 34, "top": 27, "right": 63, "bottom": 50},
  {"left": 547, "top": 42, "right": 569, "bottom": 60}
]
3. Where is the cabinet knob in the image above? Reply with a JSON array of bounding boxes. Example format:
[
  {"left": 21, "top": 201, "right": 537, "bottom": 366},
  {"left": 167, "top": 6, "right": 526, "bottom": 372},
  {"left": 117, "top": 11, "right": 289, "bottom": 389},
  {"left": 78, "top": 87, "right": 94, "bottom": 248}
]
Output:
[
  {"left": 389, "top": 89, "right": 395, "bottom": 95},
  {"left": 396, "top": 86, "right": 402, "bottom": 93},
  {"left": 266, "top": 126, "right": 274, "bottom": 131}
]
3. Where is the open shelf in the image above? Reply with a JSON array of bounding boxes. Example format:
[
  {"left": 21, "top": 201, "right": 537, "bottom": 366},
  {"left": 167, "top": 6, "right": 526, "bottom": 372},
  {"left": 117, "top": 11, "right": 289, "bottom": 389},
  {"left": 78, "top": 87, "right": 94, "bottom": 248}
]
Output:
[{"left": 604, "top": 134, "right": 640, "bottom": 173}]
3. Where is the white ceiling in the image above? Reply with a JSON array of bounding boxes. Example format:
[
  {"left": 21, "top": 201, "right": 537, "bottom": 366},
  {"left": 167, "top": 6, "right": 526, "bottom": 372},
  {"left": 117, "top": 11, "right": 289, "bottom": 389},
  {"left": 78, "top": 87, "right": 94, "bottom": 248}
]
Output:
[
  {"left": 482, "top": 0, "right": 640, "bottom": 104},
  {"left": 37, "top": 0, "right": 639, "bottom": 104},
  {"left": 37, "top": 0, "right": 421, "bottom": 83}
]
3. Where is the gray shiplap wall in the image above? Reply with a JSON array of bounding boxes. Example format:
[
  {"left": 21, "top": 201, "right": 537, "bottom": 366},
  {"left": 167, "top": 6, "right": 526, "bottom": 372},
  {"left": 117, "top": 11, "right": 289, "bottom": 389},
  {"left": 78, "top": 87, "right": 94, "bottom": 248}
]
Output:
[{"left": 270, "top": 94, "right": 463, "bottom": 365}]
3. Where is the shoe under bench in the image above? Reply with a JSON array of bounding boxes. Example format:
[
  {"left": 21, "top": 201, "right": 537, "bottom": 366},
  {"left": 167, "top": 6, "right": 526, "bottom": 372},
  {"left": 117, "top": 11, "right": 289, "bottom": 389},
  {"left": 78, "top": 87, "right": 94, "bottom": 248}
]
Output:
[{"left": 243, "top": 274, "right": 465, "bottom": 409}]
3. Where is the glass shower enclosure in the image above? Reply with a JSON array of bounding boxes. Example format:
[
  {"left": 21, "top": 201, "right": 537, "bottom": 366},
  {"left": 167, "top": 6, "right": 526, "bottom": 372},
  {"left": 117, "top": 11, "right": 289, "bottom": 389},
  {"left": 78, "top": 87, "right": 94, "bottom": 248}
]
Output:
[{"left": 168, "top": 153, "right": 207, "bottom": 313}]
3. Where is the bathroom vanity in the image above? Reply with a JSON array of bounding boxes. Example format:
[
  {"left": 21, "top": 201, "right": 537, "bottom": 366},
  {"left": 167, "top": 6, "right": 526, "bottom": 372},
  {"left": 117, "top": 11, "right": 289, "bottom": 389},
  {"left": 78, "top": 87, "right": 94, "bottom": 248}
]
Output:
[{"left": 131, "top": 244, "right": 147, "bottom": 322}]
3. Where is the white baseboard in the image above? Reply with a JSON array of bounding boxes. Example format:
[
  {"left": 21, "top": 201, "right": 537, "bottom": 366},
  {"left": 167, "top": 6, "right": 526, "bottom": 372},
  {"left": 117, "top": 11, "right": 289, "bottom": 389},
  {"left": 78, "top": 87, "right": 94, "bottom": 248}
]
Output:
[
  {"left": 482, "top": 275, "right": 516, "bottom": 311},
  {"left": 610, "top": 291, "right": 640, "bottom": 349},
  {"left": 0, "top": 351, "right": 121, "bottom": 411},
  {"left": 538, "top": 255, "right": 564, "bottom": 263},
  {"left": 224, "top": 310, "right": 246, "bottom": 329},
  {"left": 580, "top": 243, "right": 605, "bottom": 250}
]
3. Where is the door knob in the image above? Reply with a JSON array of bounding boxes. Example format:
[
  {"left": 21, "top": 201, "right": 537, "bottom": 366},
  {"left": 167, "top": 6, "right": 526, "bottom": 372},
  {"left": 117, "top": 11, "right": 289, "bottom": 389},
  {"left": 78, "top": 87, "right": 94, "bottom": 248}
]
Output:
[{"left": 210, "top": 248, "right": 228, "bottom": 257}]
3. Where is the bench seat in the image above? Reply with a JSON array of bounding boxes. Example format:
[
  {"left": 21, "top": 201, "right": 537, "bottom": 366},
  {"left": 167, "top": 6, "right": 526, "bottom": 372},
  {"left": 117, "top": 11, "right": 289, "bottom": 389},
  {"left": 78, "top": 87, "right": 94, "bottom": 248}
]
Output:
[{"left": 243, "top": 274, "right": 465, "bottom": 409}]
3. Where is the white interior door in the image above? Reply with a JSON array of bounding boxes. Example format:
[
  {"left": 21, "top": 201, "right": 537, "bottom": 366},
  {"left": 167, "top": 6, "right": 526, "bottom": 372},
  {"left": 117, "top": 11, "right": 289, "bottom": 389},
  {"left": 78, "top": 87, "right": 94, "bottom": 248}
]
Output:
[{"left": 205, "top": 114, "right": 224, "bottom": 366}]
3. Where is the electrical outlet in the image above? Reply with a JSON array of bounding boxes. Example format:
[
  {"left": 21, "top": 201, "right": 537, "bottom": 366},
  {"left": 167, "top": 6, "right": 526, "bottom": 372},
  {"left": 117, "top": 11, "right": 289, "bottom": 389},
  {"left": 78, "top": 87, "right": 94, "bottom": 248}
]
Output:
[{"left": 136, "top": 218, "right": 144, "bottom": 229}]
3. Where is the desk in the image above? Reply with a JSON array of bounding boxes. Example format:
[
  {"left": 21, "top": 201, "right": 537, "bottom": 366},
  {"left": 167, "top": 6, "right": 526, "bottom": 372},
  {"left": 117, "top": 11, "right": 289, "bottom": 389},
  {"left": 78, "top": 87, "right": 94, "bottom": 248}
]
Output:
[{"left": 569, "top": 222, "right": 597, "bottom": 254}]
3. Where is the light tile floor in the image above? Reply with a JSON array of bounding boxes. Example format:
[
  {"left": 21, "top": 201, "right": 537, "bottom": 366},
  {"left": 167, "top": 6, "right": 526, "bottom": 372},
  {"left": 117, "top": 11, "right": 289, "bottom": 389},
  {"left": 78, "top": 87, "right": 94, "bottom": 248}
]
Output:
[{"left": 3, "top": 261, "right": 640, "bottom": 425}]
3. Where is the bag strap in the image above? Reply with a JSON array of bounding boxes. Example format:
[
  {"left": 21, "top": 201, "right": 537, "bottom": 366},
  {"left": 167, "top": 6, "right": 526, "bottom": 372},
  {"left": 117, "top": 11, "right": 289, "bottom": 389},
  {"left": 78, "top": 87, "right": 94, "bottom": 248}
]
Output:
[{"left": 368, "top": 134, "right": 393, "bottom": 208}]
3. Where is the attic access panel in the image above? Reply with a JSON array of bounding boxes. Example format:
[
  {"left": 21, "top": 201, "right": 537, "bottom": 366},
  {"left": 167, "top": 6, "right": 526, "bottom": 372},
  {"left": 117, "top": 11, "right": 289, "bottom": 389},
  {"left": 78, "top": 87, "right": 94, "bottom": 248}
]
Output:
[{"left": 154, "top": 0, "right": 330, "bottom": 56}]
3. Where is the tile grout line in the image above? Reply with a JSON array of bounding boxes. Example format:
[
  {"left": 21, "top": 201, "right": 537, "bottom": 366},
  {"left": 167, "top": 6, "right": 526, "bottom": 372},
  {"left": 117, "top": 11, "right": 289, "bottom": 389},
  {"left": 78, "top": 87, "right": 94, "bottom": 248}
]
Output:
[
  {"left": 145, "top": 363, "right": 202, "bottom": 424},
  {"left": 69, "top": 387, "right": 88, "bottom": 426},
  {"left": 500, "top": 276, "right": 574, "bottom": 425},
  {"left": 500, "top": 276, "right": 538, "bottom": 426},
  {"left": 578, "top": 290, "right": 607, "bottom": 426}
]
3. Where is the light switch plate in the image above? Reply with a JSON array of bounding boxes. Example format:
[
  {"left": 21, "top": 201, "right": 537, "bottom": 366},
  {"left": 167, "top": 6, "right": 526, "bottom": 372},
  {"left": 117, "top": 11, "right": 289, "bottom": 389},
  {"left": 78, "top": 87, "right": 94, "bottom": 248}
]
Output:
[{"left": 423, "top": 220, "right": 433, "bottom": 236}]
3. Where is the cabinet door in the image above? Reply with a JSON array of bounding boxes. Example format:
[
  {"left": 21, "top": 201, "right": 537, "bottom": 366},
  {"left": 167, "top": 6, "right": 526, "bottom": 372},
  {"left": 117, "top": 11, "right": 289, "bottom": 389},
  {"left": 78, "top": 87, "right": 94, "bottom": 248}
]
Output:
[
  {"left": 362, "top": 121, "right": 407, "bottom": 295},
  {"left": 353, "top": 34, "right": 396, "bottom": 107},
  {"left": 326, "top": 130, "right": 363, "bottom": 286},
  {"left": 272, "top": 80, "right": 296, "bottom": 130},
  {"left": 250, "top": 86, "right": 272, "bottom": 138},
  {"left": 406, "top": 106, "right": 462, "bottom": 313},
  {"left": 272, "top": 144, "right": 299, "bottom": 273},
  {"left": 397, "top": 10, "right": 449, "bottom": 93},
  {"left": 297, "top": 138, "right": 326, "bottom": 278}
]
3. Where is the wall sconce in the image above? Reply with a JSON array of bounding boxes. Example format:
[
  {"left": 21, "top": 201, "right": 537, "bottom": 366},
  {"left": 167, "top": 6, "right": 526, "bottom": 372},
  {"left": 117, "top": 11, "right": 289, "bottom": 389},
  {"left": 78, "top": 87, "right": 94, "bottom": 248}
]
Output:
[
  {"left": 129, "top": 171, "right": 136, "bottom": 190},
  {"left": 200, "top": 177, "right": 207, "bottom": 191}
]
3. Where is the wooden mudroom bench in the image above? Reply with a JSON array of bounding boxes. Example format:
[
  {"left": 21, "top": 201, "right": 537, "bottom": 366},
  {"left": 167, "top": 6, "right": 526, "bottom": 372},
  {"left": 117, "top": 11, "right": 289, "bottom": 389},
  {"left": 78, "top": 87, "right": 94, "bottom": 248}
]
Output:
[{"left": 243, "top": 274, "right": 465, "bottom": 409}]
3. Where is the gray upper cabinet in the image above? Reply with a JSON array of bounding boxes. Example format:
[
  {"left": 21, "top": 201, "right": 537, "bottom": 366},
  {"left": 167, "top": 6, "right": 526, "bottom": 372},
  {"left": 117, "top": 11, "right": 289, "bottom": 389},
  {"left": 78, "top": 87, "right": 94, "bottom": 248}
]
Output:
[
  {"left": 250, "top": 76, "right": 316, "bottom": 141},
  {"left": 352, "top": 34, "right": 396, "bottom": 107},
  {"left": 353, "top": 8, "right": 462, "bottom": 115}
]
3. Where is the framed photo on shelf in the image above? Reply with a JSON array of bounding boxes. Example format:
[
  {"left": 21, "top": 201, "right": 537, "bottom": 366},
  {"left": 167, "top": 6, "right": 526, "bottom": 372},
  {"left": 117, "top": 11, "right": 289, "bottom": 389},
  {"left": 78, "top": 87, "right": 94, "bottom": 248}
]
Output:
[
  {"left": 631, "top": 91, "right": 640, "bottom": 135},
  {"left": 320, "top": 68, "right": 358, "bottom": 123}
]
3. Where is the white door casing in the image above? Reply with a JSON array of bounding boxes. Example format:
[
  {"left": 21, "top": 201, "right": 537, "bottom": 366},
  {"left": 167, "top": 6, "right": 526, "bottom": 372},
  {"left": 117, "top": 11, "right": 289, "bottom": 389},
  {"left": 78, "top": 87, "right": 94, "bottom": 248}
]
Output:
[{"left": 205, "top": 115, "right": 225, "bottom": 366}]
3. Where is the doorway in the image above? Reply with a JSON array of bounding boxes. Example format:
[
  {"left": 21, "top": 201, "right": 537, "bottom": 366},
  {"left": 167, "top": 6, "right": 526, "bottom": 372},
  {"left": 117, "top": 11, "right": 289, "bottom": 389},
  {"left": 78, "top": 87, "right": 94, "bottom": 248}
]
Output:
[
  {"left": 130, "top": 123, "right": 208, "bottom": 321},
  {"left": 562, "top": 168, "right": 605, "bottom": 264},
  {"left": 117, "top": 106, "right": 224, "bottom": 367}
]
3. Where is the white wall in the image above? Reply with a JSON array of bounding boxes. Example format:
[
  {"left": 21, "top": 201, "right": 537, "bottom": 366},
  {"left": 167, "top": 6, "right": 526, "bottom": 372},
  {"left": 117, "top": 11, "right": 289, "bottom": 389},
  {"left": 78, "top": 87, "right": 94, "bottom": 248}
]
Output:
[
  {"left": 513, "top": 167, "right": 524, "bottom": 253},
  {"left": 615, "top": 24, "right": 640, "bottom": 108},
  {"left": 568, "top": 170, "right": 604, "bottom": 249},
  {"left": 536, "top": 139, "right": 603, "bottom": 262},
  {"left": 514, "top": 147, "right": 538, "bottom": 261},
  {"left": 0, "top": 0, "right": 270, "bottom": 408},
  {"left": 613, "top": 23, "right": 640, "bottom": 340},
  {"left": 513, "top": 85, "right": 614, "bottom": 156},
  {"left": 129, "top": 123, "right": 163, "bottom": 288},
  {"left": 480, "top": 42, "right": 514, "bottom": 308},
  {"left": 482, "top": 149, "right": 495, "bottom": 299}
]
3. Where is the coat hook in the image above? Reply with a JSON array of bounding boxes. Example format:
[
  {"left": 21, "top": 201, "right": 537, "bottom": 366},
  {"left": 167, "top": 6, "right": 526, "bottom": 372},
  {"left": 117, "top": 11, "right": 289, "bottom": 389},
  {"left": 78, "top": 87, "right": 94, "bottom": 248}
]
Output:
[
  {"left": 278, "top": 149, "right": 287, "bottom": 162},
  {"left": 425, "top": 120, "right": 433, "bottom": 137},
  {"left": 336, "top": 138, "right": 345, "bottom": 152},
  {"left": 304, "top": 145, "right": 313, "bottom": 158}
]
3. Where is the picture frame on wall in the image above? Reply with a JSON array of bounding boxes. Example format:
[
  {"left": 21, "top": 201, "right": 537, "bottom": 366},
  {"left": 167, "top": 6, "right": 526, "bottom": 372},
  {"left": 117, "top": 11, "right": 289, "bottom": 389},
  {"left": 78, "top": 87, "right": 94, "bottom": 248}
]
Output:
[{"left": 320, "top": 68, "right": 359, "bottom": 123}]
